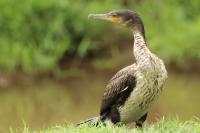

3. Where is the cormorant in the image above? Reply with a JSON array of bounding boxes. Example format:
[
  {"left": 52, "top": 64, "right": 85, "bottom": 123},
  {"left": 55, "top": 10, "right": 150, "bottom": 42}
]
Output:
[{"left": 77, "top": 10, "right": 168, "bottom": 128}]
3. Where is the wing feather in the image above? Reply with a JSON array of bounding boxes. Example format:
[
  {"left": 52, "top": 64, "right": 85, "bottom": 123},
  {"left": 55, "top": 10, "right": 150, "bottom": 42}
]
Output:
[{"left": 100, "top": 65, "right": 136, "bottom": 118}]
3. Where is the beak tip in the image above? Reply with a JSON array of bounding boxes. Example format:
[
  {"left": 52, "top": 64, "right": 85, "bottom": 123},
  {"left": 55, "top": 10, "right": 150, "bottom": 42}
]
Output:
[{"left": 88, "top": 14, "right": 94, "bottom": 19}]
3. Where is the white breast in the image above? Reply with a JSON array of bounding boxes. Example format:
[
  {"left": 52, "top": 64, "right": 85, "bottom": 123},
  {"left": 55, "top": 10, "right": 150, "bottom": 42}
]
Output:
[
  {"left": 119, "top": 55, "right": 168, "bottom": 123},
  {"left": 118, "top": 31, "right": 168, "bottom": 123}
]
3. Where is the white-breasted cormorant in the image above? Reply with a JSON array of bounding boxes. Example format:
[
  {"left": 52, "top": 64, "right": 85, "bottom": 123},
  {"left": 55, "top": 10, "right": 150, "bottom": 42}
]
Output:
[{"left": 77, "top": 10, "right": 168, "bottom": 128}]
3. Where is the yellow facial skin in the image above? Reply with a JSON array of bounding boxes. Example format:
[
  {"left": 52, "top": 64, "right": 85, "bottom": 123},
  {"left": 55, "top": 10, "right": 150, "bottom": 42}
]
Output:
[{"left": 111, "top": 18, "right": 121, "bottom": 24}]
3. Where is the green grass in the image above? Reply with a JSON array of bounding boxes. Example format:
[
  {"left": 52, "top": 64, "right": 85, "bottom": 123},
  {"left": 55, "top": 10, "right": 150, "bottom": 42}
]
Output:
[{"left": 11, "top": 119, "right": 200, "bottom": 133}]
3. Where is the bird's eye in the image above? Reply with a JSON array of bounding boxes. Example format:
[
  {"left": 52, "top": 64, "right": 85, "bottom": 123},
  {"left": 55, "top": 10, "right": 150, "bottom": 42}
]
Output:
[{"left": 111, "top": 13, "right": 118, "bottom": 17}]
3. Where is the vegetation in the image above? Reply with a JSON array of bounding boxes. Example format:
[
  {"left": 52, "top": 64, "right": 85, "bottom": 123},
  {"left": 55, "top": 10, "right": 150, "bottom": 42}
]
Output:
[
  {"left": 0, "top": 0, "right": 120, "bottom": 73},
  {"left": 11, "top": 119, "right": 200, "bottom": 133},
  {"left": 0, "top": 0, "right": 200, "bottom": 73}
]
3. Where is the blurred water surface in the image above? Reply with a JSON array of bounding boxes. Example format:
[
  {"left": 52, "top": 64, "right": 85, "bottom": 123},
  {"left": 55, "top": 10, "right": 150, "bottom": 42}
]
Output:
[{"left": 0, "top": 70, "right": 199, "bottom": 132}]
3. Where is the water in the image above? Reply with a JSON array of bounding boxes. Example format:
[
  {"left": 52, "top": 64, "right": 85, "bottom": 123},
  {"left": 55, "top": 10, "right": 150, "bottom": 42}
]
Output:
[{"left": 0, "top": 70, "right": 200, "bottom": 132}]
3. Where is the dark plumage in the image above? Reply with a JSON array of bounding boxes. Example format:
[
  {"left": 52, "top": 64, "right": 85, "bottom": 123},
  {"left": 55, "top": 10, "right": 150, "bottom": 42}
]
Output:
[
  {"left": 100, "top": 66, "right": 136, "bottom": 123},
  {"left": 109, "top": 10, "right": 145, "bottom": 38}
]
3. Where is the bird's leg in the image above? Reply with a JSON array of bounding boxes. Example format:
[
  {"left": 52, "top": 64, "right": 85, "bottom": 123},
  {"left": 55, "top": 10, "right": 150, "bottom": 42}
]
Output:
[{"left": 135, "top": 113, "right": 147, "bottom": 129}]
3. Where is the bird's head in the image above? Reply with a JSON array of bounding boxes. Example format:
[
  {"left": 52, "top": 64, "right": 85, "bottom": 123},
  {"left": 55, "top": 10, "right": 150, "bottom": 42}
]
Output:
[{"left": 88, "top": 10, "right": 144, "bottom": 34}]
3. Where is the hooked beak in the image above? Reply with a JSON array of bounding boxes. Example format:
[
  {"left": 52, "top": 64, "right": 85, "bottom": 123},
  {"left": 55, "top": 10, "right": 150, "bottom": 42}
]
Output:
[{"left": 88, "top": 13, "right": 121, "bottom": 24}]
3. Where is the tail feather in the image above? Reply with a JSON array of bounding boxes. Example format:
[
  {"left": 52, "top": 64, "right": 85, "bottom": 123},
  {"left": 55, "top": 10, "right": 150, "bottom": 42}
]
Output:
[{"left": 76, "top": 117, "right": 101, "bottom": 126}]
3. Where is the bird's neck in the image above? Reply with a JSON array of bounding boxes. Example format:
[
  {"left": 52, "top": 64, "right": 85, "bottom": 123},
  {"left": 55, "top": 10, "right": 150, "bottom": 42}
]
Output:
[{"left": 132, "top": 30, "right": 151, "bottom": 65}]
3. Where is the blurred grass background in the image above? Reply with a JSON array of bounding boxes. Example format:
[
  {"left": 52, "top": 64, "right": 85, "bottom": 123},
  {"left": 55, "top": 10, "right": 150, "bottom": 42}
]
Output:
[
  {"left": 0, "top": 0, "right": 200, "bottom": 132},
  {"left": 0, "top": 0, "right": 200, "bottom": 73}
]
